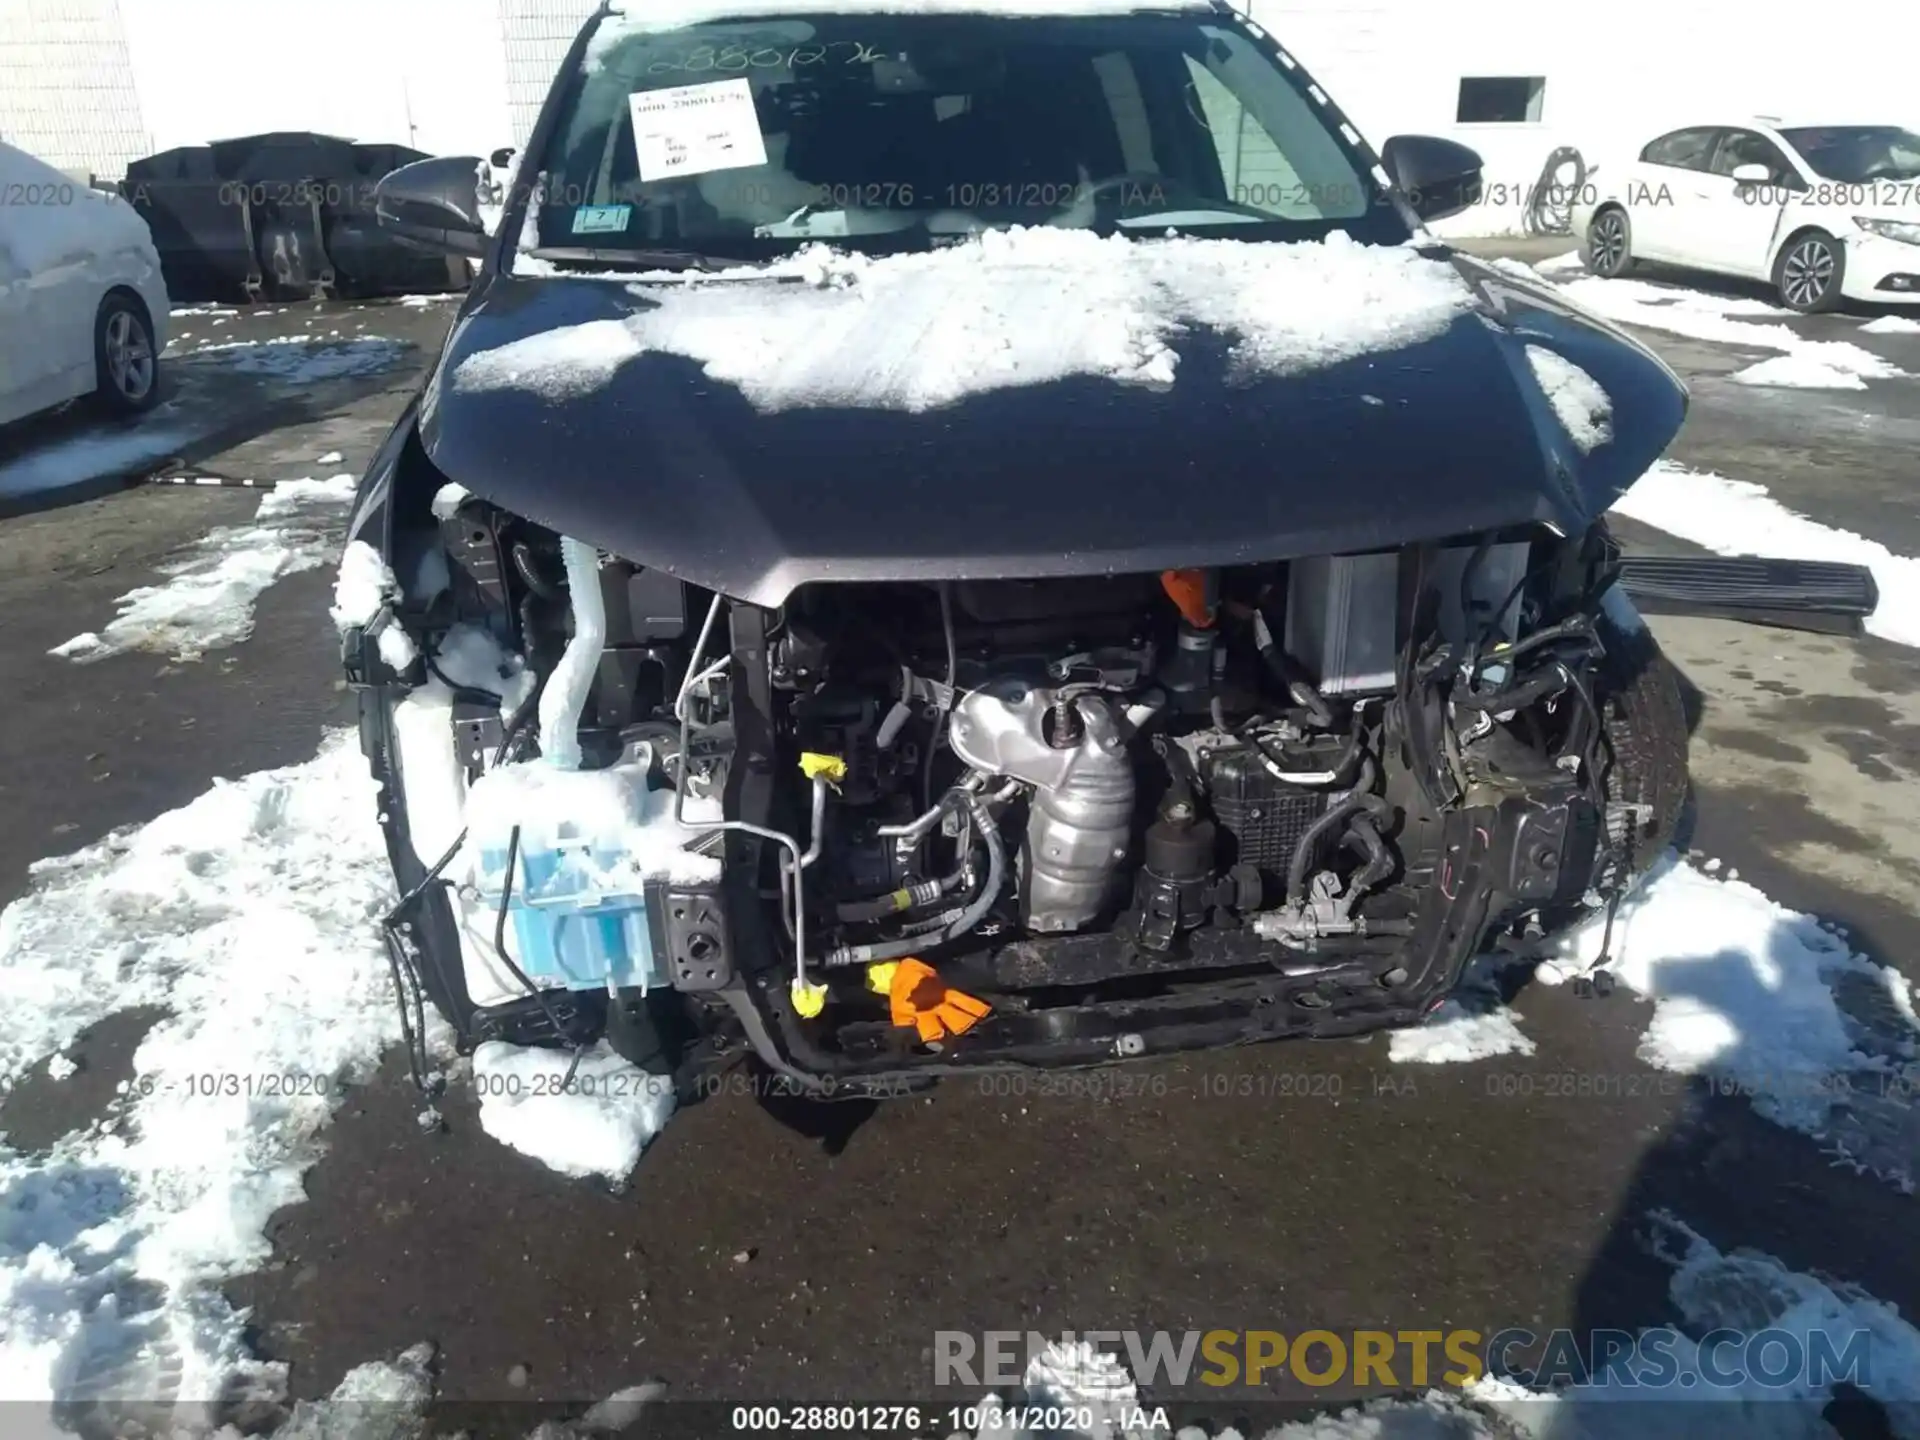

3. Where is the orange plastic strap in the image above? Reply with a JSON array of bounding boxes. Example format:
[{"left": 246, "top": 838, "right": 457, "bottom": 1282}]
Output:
[
  {"left": 886, "top": 958, "right": 992, "bottom": 1043},
  {"left": 1160, "top": 568, "right": 1216, "bottom": 629}
]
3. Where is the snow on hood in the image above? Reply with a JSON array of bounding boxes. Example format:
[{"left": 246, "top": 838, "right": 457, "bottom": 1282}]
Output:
[
  {"left": 1525, "top": 344, "right": 1613, "bottom": 453},
  {"left": 456, "top": 229, "right": 1475, "bottom": 413}
]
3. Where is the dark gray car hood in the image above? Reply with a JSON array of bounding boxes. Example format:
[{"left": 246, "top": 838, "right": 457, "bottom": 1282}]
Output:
[{"left": 417, "top": 242, "right": 1686, "bottom": 606}]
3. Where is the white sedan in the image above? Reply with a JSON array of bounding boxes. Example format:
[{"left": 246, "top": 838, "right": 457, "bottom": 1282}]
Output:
[
  {"left": 1570, "top": 120, "right": 1920, "bottom": 313},
  {"left": 0, "top": 140, "right": 171, "bottom": 428}
]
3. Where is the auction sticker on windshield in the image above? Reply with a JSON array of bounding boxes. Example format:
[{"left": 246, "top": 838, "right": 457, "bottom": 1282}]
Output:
[{"left": 630, "top": 78, "right": 769, "bottom": 182}]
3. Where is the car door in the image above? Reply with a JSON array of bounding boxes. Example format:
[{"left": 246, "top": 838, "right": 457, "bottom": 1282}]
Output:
[
  {"left": 1685, "top": 128, "right": 1800, "bottom": 278},
  {"left": 1627, "top": 127, "right": 1722, "bottom": 262}
]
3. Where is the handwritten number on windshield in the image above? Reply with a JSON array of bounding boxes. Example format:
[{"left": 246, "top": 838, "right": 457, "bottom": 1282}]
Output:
[{"left": 646, "top": 41, "right": 880, "bottom": 75}]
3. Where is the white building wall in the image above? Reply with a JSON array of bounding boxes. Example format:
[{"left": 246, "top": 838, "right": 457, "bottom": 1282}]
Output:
[
  {"left": 0, "top": 0, "right": 150, "bottom": 180},
  {"left": 498, "top": 0, "right": 600, "bottom": 149}
]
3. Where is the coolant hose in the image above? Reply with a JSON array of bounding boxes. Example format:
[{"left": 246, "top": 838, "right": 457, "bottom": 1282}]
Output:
[
  {"left": 1285, "top": 756, "right": 1380, "bottom": 905},
  {"left": 824, "top": 796, "right": 1006, "bottom": 968},
  {"left": 536, "top": 537, "right": 606, "bottom": 770}
]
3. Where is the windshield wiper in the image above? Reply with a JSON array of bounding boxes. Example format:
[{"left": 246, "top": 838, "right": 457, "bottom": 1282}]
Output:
[{"left": 524, "top": 246, "right": 724, "bottom": 272}]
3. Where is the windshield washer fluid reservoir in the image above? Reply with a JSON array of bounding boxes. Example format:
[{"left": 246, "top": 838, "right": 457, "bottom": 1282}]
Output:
[{"left": 464, "top": 750, "right": 721, "bottom": 993}]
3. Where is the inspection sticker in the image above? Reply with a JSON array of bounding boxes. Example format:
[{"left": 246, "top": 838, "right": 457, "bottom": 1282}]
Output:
[
  {"left": 571, "top": 204, "right": 631, "bottom": 234},
  {"left": 629, "top": 78, "right": 769, "bottom": 182}
]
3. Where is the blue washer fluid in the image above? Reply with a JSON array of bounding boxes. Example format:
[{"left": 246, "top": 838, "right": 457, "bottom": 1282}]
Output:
[{"left": 477, "top": 837, "right": 666, "bottom": 994}]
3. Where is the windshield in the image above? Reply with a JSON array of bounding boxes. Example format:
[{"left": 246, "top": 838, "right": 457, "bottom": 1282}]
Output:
[
  {"left": 1778, "top": 126, "right": 1920, "bottom": 183},
  {"left": 525, "top": 9, "right": 1405, "bottom": 264}
]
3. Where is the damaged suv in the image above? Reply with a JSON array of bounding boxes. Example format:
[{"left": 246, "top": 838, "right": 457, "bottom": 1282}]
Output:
[{"left": 346, "top": 0, "right": 1689, "bottom": 1096}]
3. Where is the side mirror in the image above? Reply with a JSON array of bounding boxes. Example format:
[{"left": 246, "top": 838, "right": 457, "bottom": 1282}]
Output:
[
  {"left": 1730, "top": 163, "right": 1771, "bottom": 186},
  {"left": 1380, "top": 135, "right": 1485, "bottom": 222},
  {"left": 490, "top": 146, "right": 517, "bottom": 169},
  {"left": 375, "top": 155, "right": 487, "bottom": 259}
]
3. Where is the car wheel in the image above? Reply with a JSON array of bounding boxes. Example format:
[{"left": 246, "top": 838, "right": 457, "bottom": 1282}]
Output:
[
  {"left": 93, "top": 293, "right": 161, "bottom": 414},
  {"left": 1583, "top": 206, "right": 1636, "bottom": 278},
  {"left": 1774, "top": 230, "right": 1845, "bottom": 313}
]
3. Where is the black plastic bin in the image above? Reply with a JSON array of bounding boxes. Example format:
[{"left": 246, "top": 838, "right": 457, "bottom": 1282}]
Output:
[{"left": 122, "top": 131, "right": 470, "bottom": 303}]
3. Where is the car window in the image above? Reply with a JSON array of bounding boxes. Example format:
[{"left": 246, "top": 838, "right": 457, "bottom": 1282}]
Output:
[
  {"left": 1710, "top": 130, "right": 1799, "bottom": 185},
  {"left": 1639, "top": 128, "right": 1720, "bottom": 171},
  {"left": 1777, "top": 126, "right": 1920, "bottom": 183},
  {"left": 529, "top": 11, "right": 1399, "bottom": 263}
]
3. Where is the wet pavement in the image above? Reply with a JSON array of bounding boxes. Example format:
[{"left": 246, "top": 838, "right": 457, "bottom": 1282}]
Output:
[{"left": 2, "top": 254, "right": 1916, "bottom": 1429}]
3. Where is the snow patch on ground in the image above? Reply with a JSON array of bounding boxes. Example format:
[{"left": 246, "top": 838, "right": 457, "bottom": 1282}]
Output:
[
  {"left": 270, "top": 1342, "right": 435, "bottom": 1440},
  {"left": 1729, "top": 354, "right": 1874, "bottom": 390},
  {"left": 472, "top": 1042, "right": 675, "bottom": 1182},
  {"left": 1611, "top": 459, "right": 1920, "bottom": 649},
  {"left": 1390, "top": 959, "right": 1536, "bottom": 1064},
  {"left": 459, "top": 230, "right": 1472, "bottom": 411},
  {"left": 1470, "top": 1211, "right": 1920, "bottom": 1437},
  {"left": 1557, "top": 276, "right": 1905, "bottom": 385},
  {"left": 49, "top": 475, "right": 359, "bottom": 663},
  {"left": 1389, "top": 997, "right": 1537, "bottom": 1065},
  {"left": 972, "top": 1340, "right": 1160, "bottom": 1439},
  {"left": 178, "top": 337, "right": 407, "bottom": 383},
  {"left": 1525, "top": 345, "right": 1613, "bottom": 451},
  {"left": 0, "top": 734, "right": 397, "bottom": 1420},
  {"left": 1018, "top": 1213, "right": 1920, "bottom": 1436},
  {"left": 1540, "top": 854, "right": 1919, "bottom": 1191},
  {"left": 1861, "top": 314, "right": 1920, "bottom": 335}
]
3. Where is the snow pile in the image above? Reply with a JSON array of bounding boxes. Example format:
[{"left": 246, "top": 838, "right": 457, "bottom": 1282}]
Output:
[
  {"left": 1389, "top": 957, "right": 1535, "bottom": 1064},
  {"left": 1525, "top": 345, "right": 1613, "bottom": 452},
  {"left": 270, "top": 1342, "right": 435, "bottom": 1440},
  {"left": 1729, "top": 353, "right": 1882, "bottom": 390},
  {"left": 459, "top": 230, "right": 1473, "bottom": 411},
  {"left": 972, "top": 1340, "right": 1161, "bottom": 1440},
  {"left": 1470, "top": 1212, "right": 1920, "bottom": 1438},
  {"left": 0, "top": 734, "right": 398, "bottom": 1418},
  {"left": 1010, "top": 1213, "right": 1920, "bottom": 1438},
  {"left": 331, "top": 539, "right": 420, "bottom": 671},
  {"left": 1541, "top": 854, "right": 1919, "bottom": 1191},
  {"left": 1611, "top": 459, "right": 1920, "bottom": 648},
  {"left": 178, "top": 337, "right": 407, "bottom": 384},
  {"left": 1861, "top": 315, "right": 1920, "bottom": 335},
  {"left": 473, "top": 1042, "right": 675, "bottom": 1182},
  {"left": 1557, "top": 276, "right": 1905, "bottom": 388},
  {"left": 1389, "top": 997, "right": 1536, "bottom": 1065},
  {"left": 49, "top": 474, "right": 359, "bottom": 663},
  {"left": 429, "top": 482, "right": 471, "bottom": 519}
]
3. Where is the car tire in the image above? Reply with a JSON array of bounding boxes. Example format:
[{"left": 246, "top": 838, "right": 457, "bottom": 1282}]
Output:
[
  {"left": 1594, "top": 605, "right": 1688, "bottom": 881},
  {"left": 1583, "top": 206, "right": 1636, "bottom": 279},
  {"left": 92, "top": 292, "right": 161, "bottom": 414},
  {"left": 1773, "top": 230, "right": 1845, "bottom": 313}
]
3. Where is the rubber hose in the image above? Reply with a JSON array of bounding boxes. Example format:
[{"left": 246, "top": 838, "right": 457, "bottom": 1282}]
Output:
[{"left": 1526, "top": 146, "right": 1588, "bottom": 236}]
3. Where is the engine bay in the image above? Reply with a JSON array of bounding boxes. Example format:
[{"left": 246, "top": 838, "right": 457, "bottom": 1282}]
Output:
[{"left": 355, "top": 488, "right": 1655, "bottom": 1083}]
